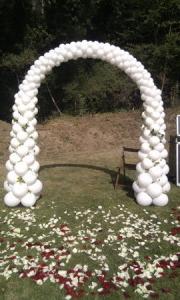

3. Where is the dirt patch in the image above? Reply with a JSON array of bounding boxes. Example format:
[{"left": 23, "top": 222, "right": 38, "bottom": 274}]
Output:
[
  {"left": 37, "top": 111, "right": 142, "bottom": 159},
  {"left": 0, "top": 109, "right": 177, "bottom": 163}
]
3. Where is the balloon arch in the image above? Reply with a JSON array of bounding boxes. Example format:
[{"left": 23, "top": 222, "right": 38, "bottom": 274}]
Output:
[{"left": 4, "top": 41, "right": 170, "bottom": 207}]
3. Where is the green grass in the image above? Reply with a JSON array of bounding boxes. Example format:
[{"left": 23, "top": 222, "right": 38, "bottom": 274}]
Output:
[{"left": 0, "top": 154, "right": 180, "bottom": 300}]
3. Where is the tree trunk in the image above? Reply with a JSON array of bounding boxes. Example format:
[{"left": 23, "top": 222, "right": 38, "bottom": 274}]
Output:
[{"left": 46, "top": 83, "right": 62, "bottom": 116}]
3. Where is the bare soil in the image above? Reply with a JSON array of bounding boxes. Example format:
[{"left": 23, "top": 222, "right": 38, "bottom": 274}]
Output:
[{"left": 0, "top": 109, "right": 178, "bottom": 164}]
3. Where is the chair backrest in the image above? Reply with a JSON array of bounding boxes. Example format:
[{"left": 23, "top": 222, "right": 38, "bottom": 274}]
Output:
[
  {"left": 123, "top": 147, "right": 139, "bottom": 153},
  {"left": 122, "top": 147, "right": 139, "bottom": 165}
]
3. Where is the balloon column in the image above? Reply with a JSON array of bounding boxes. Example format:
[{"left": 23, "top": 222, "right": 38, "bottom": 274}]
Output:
[{"left": 4, "top": 41, "right": 170, "bottom": 207}]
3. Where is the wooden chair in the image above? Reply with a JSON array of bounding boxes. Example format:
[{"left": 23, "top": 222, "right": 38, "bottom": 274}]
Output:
[{"left": 114, "top": 146, "right": 139, "bottom": 189}]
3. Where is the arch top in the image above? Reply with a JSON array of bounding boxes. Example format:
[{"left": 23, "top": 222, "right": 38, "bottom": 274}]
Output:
[
  {"left": 20, "top": 41, "right": 157, "bottom": 95},
  {"left": 4, "top": 40, "right": 170, "bottom": 207}
]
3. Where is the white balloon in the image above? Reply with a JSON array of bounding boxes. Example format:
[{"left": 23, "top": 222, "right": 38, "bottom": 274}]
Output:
[
  {"left": 5, "top": 160, "right": 14, "bottom": 171},
  {"left": 157, "top": 118, "right": 164, "bottom": 125},
  {"left": 161, "top": 137, "right": 166, "bottom": 144},
  {"left": 30, "top": 161, "right": 40, "bottom": 172},
  {"left": 29, "top": 118, "right": 37, "bottom": 126},
  {"left": 23, "top": 153, "right": 35, "bottom": 166},
  {"left": 26, "top": 88, "right": 38, "bottom": 98},
  {"left": 18, "top": 116, "right": 28, "bottom": 126},
  {"left": 162, "top": 182, "right": 171, "bottom": 193},
  {"left": 159, "top": 159, "right": 166, "bottom": 168},
  {"left": 10, "top": 131, "right": 15, "bottom": 139},
  {"left": 160, "top": 149, "right": 168, "bottom": 159},
  {"left": 151, "top": 111, "right": 160, "bottom": 120},
  {"left": 163, "top": 164, "right": 169, "bottom": 175},
  {"left": 12, "top": 182, "right": 28, "bottom": 198},
  {"left": 12, "top": 123, "right": 22, "bottom": 134},
  {"left": 32, "top": 97, "right": 38, "bottom": 105},
  {"left": 136, "top": 192, "right": 152, "bottom": 206},
  {"left": 4, "top": 181, "right": 12, "bottom": 192},
  {"left": 23, "top": 170, "right": 37, "bottom": 185},
  {"left": 148, "top": 150, "right": 160, "bottom": 161},
  {"left": 142, "top": 87, "right": 151, "bottom": 96},
  {"left": 154, "top": 143, "right": 164, "bottom": 152},
  {"left": 30, "top": 131, "right": 38, "bottom": 140},
  {"left": 157, "top": 175, "right": 168, "bottom": 186},
  {"left": 4, "top": 192, "right": 21, "bottom": 207},
  {"left": 150, "top": 124, "right": 160, "bottom": 133},
  {"left": 40, "top": 74, "right": 45, "bottom": 81},
  {"left": 141, "top": 111, "right": 146, "bottom": 119},
  {"left": 11, "top": 138, "right": 20, "bottom": 148},
  {"left": 14, "top": 161, "right": 28, "bottom": 176},
  {"left": 159, "top": 130, "right": 165, "bottom": 136},
  {"left": 12, "top": 104, "right": 18, "bottom": 111},
  {"left": 15, "top": 96, "right": 21, "bottom": 105},
  {"left": 136, "top": 162, "right": 145, "bottom": 173},
  {"left": 14, "top": 96, "right": 21, "bottom": 105},
  {"left": 141, "top": 142, "right": 151, "bottom": 154},
  {"left": 28, "top": 179, "right": 42, "bottom": 194},
  {"left": 22, "top": 95, "right": 31, "bottom": 105},
  {"left": 161, "top": 124, "right": 166, "bottom": 131},
  {"left": 161, "top": 112, "right": 165, "bottom": 118},
  {"left": 149, "top": 101, "right": 159, "bottom": 108},
  {"left": 141, "top": 158, "right": 154, "bottom": 170},
  {"left": 16, "top": 145, "right": 29, "bottom": 157},
  {"left": 146, "top": 106, "right": 153, "bottom": 115},
  {"left": 153, "top": 194, "right": 168, "bottom": 206},
  {"left": 138, "top": 173, "right": 153, "bottom": 187},
  {"left": 10, "top": 153, "right": 21, "bottom": 165},
  {"left": 133, "top": 181, "right": 145, "bottom": 193},
  {"left": 24, "top": 111, "right": 34, "bottom": 121},
  {"left": 7, "top": 170, "right": 19, "bottom": 184},
  {"left": 143, "top": 128, "right": 151, "bottom": 138},
  {"left": 138, "top": 151, "right": 147, "bottom": 160},
  {"left": 146, "top": 183, "right": 162, "bottom": 198},
  {"left": 26, "top": 125, "right": 35, "bottom": 134},
  {"left": 34, "top": 107, "right": 38, "bottom": 115},
  {"left": 145, "top": 117, "right": 154, "bottom": 127},
  {"left": 24, "top": 138, "right": 35, "bottom": 149},
  {"left": 17, "top": 131, "right": 28, "bottom": 143},
  {"left": 10, "top": 130, "right": 16, "bottom": 138},
  {"left": 21, "top": 193, "right": 36, "bottom": 207},
  {"left": 13, "top": 111, "right": 20, "bottom": 120},
  {"left": 33, "top": 145, "right": 40, "bottom": 155},
  {"left": 148, "top": 136, "right": 160, "bottom": 147},
  {"left": 26, "top": 102, "right": 35, "bottom": 111},
  {"left": 18, "top": 104, "right": 27, "bottom": 114},
  {"left": 149, "top": 166, "right": 163, "bottom": 180},
  {"left": 139, "top": 136, "right": 146, "bottom": 144}
]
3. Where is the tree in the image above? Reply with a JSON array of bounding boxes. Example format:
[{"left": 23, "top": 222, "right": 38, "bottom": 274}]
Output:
[{"left": 0, "top": 0, "right": 179, "bottom": 121}]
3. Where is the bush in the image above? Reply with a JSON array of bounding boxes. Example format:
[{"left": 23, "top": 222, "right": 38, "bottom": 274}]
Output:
[{"left": 61, "top": 60, "right": 140, "bottom": 115}]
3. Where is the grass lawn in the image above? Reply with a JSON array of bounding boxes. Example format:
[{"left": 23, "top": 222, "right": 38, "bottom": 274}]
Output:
[{"left": 0, "top": 153, "right": 180, "bottom": 300}]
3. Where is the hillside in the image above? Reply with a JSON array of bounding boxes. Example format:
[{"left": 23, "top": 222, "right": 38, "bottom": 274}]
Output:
[{"left": 0, "top": 109, "right": 178, "bottom": 164}]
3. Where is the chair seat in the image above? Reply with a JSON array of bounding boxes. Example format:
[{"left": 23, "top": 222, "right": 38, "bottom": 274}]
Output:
[{"left": 124, "top": 163, "right": 136, "bottom": 169}]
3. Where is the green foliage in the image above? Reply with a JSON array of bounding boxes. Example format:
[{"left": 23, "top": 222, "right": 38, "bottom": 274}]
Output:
[
  {"left": 1, "top": 49, "right": 37, "bottom": 71},
  {"left": 0, "top": 0, "right": 179, "bottom": 121},
  {"left": 24, "top": 25, "right": 54, "bottom": 52},
  {"left": 62, "top": 61, "right": 138, "bottom": 115}
]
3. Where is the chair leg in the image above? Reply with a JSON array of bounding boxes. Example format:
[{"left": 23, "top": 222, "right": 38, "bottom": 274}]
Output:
[
  {"left": 115, "top": 168, "right": 120, "bottom": 189},
  {"left": 123, "top": 164, "right": 125, "bottom": 178}
]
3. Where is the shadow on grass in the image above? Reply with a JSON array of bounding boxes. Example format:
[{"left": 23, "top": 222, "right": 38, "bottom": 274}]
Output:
[
  {"left": 40, "top": 163, "right": 134, "bottom": 198},
  {"left": 40, "top": 163, "right": 117, "bottom": 186},
  {"left": 122, "top": 177, "right": 136, "bottom": 201}
]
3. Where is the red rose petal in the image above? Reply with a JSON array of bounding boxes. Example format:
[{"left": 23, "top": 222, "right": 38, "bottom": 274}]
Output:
[{"left": 161, "top": 287, "right": 171, "bottom": 293}]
